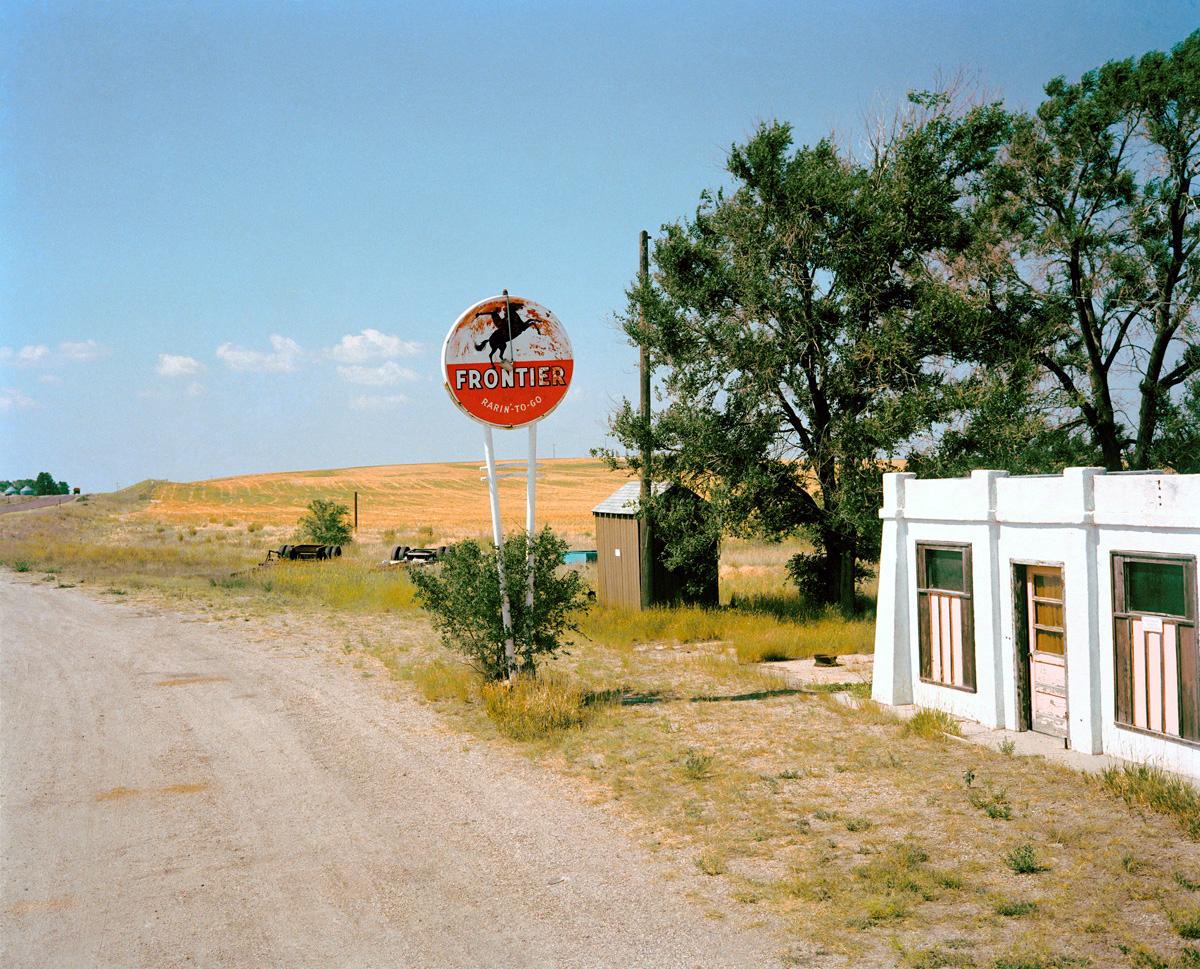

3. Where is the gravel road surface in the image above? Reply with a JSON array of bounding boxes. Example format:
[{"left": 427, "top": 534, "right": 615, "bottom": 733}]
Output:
[{"left": 0, "top": 575, "right": 783, "bottom": 968}]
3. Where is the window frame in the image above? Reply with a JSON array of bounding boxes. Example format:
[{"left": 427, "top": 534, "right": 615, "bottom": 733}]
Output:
[
  {"left": 1111, "top": 550, "right": 1199, "bottom": 745},
  {"left": 916, "top": 541, "right": 977, "bottom": 693}
]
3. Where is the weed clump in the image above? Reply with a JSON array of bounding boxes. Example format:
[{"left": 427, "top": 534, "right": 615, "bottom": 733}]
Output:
[
  {"left": 968, "top": 784, "right": 1014, "bottom": 820},
  {"left": 1172, "top": 907, "right": 1200, "bottom": 940},
  {"left": 481, "top": 675, "right": 590, "bottom": 740},
  {"left": 1005, "top": 844, "right": 1047, "bottom": 875},
  {"left": 903, "top": 709, "right": 962, "bottom": 740},
  {"left": 994, "top": 899, "right": 1038, "bottom": 917},
  {"left": 681, "top": 750, "right": 715, "bottom": 780},
  {"left": 1100, "top": 763, "right": 1200, "bottom": 839},
  {"left": 696, "top": 850, "right": 726, "bottom": 876}
]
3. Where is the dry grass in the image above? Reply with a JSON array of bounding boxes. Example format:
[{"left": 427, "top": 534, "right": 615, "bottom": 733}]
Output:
[
  {"left": 480, "top": 675, "right": 593, "bottom": 740},
  {"left": 577, "top": 603, "right": 873, "bottom": 665},
  {"left": 145, "top": 458, "right": 629, "bottom": 541},
  {"left": 410, "top": 660, "right": 478, "bottom": 703},
  {"left": 903, "top": 708, "right": 963, "bottom": 740},
  {"left": 1100, "top": 763, "right": 1200, "bottom": 840}
]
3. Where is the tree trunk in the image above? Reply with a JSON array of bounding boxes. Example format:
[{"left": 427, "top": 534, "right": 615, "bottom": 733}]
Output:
[{"left": 819, "top": 528, "right": 858, "bottom": 613}]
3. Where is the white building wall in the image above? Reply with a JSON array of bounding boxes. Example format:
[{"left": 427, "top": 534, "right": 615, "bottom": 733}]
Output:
[{"left": 873, "top": 468, "right": 1200, "bottom": 778}]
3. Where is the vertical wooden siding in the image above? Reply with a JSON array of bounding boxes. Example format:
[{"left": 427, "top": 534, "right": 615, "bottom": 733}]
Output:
[{"left": 594, "top": 514, "right": 642, "bottom": 609}]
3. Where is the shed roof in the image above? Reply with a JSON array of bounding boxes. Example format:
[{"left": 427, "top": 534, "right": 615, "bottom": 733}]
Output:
[{"left": 592, "top": 481, "right": 669, "bottom": 516}]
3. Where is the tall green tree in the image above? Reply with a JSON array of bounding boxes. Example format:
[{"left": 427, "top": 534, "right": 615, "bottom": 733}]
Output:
[
  {"left": 603, "top": 97, "right": 1008, "bottom": 610},
  {"left": 33, "top": 472, "right": 57, "bottom": 496},
  {"left": 967, "top": 32, "right": 1200, "bottom": 470}
]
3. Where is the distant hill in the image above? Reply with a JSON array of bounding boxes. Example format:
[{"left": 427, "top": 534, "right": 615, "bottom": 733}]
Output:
[{"left": 145, "top": 459, "right": 631, "bottom": 540}]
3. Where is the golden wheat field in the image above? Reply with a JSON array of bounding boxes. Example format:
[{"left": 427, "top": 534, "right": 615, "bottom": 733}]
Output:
[{"left": 145, "top": 458, "right": 632, "bottom": 541}]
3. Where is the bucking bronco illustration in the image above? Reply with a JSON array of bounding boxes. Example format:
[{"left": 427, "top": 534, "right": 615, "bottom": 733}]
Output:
[{"left": 473, "top": 304, "right": 542, "bottom": 369}]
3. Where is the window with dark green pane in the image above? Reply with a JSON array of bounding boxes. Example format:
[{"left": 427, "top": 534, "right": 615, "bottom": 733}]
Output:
[
  {"left": 916, "top": 543, "right": 976, "bottom": 691},
  {"left": 1112, "top": 553, "right": 1198, "bottom": 743}
]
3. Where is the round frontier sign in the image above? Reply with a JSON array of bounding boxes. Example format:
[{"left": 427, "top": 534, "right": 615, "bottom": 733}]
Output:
[{"left": 441, "top": 294, "right": 574, "bottom": 429}]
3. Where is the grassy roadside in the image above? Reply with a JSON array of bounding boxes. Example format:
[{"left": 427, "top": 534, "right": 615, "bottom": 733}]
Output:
[{"left": 4, "top": 495, "right": 1200, "bottom": 967}]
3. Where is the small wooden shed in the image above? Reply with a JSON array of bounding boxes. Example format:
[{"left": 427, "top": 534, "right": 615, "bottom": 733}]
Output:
[{"left": 592, "top": 481, "right": 719, "bottom": 610}]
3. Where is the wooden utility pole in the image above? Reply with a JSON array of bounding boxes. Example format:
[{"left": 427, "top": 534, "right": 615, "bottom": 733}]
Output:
[
  {"left": 638, "top": 229, "right": 653, "bottom": 610},
  {"left": 353, "top": 491, "right": 358, "bottom": 531}
]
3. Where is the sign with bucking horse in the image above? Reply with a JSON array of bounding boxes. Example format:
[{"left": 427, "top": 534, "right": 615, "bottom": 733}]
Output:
[{"left": 441, "top": 294, "right": 574, "bottom": 428}]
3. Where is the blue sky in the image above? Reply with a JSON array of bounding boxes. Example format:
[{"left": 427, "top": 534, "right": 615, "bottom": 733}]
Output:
[{"left": 1, "top": 0, "right": 1196, "bottom": 490}]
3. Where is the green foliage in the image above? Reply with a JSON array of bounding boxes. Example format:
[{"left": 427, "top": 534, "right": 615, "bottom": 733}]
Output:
[
  {"left": 600, "top": 96, "right": 1009, "bottom": 609},
  {"left": 1004, "top": 844, "right": 1047, "bottom": 875},
  {"left": 994, "top": 899, "right": 1038, "bottom": 917},
  {"left": 947, "top": 31, "right": 1200, "bottom": 471},
  {"left": 1172, "top": 908, "right": 1200, "bottom": 940},
  {"left": 298, "top": 498, "right": 353, "bottom": 545},
  {"left": 410, "top": 528, "right": 591, "bottom": 681}
]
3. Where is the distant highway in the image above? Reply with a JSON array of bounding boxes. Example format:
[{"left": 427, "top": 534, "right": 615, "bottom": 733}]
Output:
[{"left": 0, "top": 495, "right": 76, "bottom": 515}]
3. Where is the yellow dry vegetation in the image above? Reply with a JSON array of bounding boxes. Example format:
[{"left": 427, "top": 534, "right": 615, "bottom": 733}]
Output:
[{"left": 144, "top": 458, "right": 630, "bottom": 541}]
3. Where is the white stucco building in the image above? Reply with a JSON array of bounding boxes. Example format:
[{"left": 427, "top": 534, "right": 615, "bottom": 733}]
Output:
[{"left": 872, "top": 468, "right": 1200, "bottom": 778}]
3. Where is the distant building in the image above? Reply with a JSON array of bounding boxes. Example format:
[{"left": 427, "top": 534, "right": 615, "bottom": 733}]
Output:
[
  {"left": 873, "top": 468, "right": 1200, "bottom": 779},
  {"left": 3, "top": 486, "right": 16, "bottom": 496},
  {"left": 18, "top": 486, "right": 35, "bottom": 496},
  {"left": 592, "top": 482, "right": 719, "bottom": 610}
]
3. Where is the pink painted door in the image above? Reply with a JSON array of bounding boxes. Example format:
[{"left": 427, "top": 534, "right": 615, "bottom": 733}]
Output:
[{"left": 1027, "top": 567, "right": 1068, "bottom": 739}]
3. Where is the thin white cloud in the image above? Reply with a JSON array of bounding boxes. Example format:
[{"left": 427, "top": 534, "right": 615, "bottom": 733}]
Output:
[
  {"left": 38, "top": 373, "right": 63, "bottom": 385},
  {"left": 186, "top": 381, "right": 204, "bottom": 397},
  {"left": 336, "top": 361, "right": 419, "bottom": 386},
  {"left": 156, "top": 353, "right": 203, "bottom": 377},
  {"left": 59, "top": 339, "right": 110, "bottom": 362},
  {"left": 349, "top": 393, "right": 410, "bottom": 410},
  {"left": 0, "top": 345, "right": 50, "bottom": 366},
  {"left": 216, "top": 334, "right": 302, "bottom": 373},
  {"left": 0, "top": 387, "right": 36, "bottom": 410},
  {"left": 328, "top": 328, "right": 420, "bottom": 364}
]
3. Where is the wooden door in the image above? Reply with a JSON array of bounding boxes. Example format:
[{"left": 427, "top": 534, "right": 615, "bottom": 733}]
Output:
[{"left": 1027, "top": 566, "right": 1068, "bottom": 738}]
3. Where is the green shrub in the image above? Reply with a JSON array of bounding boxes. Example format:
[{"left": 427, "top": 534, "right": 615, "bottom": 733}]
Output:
[
  {"left": 410, "top": 528, "right": 590, "bottom": 680},
  {"left": 481, "top": 675, "right": 589, "bottom": 740},
  {"left": 298, "top": 498, "right": 353, "bottom": 546},
  {"left": 13, "top": 560, "right": 31, "bottom": 572},
  {"left": 1005, "top": 844, "right": 1047, "bottom": 874}
]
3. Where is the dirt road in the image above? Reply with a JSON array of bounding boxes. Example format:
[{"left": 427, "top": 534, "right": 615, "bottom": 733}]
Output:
[{"left": 0, "top": 576, "right": 782, "bottom": 968}]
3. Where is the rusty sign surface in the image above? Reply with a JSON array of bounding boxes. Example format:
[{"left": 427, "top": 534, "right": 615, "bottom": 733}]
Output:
[{"left": 441, "top": 294, "right": 574, "bottom": 428}]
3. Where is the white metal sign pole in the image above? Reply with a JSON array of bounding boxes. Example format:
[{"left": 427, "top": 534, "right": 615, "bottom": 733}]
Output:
[
  {"left": 525, "top": 422, "right": 537, "bottom": 614},
  {"left": 482, "top": 425, "right": 517, "bottom": 677}
]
